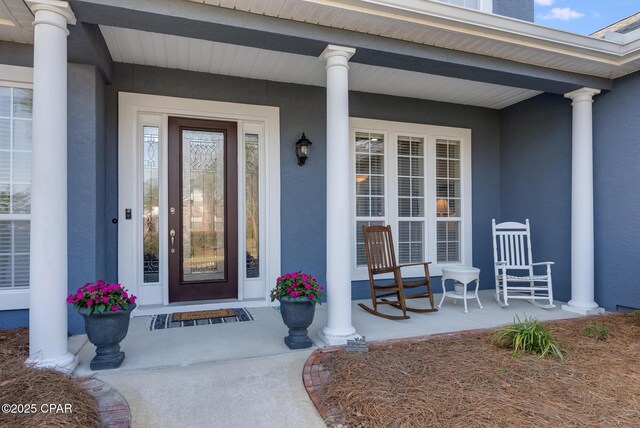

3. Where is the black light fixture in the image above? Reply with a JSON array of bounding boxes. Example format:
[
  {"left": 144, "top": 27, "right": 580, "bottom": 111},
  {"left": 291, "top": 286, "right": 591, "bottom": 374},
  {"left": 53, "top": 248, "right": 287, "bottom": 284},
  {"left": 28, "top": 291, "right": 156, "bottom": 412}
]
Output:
[{"left": 295, "top": 133, "right": 312, "bottom": 166}]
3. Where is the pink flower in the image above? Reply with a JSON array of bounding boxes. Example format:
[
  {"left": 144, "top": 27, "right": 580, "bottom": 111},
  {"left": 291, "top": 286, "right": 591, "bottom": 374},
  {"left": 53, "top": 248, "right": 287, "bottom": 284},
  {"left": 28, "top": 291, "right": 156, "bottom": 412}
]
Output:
[
  {"left": 277, "top": 276, "right": 282, "bottom": 282},
  {"left": 129, "top": 296, "right": 137, "bottom": 303},
  {"left": 67, "top": 295, "right": 74, "bottom": 304},
  {"left": 86, "top": 300, "right": 94, "bottom": 307},
  {"left": 122, "top": 291, "right": 128, "bottom": 299},
  {"left": 76, "top": 291, "right": 84, "bottom": 299},
  {"left": 301, "top": 274, "right": 308, "bottom": 282},
  {"left": 308, "top": 295, "right": 314, "bottom": 299},
  {"left": 304, "top": 284, "right": 311, "bottom": 290},
  {"left": 111, "top": 305, "right": 119, "bottom": 312},
  {"left": 102, "top": 297, "right": 109, "bottom": 304}
]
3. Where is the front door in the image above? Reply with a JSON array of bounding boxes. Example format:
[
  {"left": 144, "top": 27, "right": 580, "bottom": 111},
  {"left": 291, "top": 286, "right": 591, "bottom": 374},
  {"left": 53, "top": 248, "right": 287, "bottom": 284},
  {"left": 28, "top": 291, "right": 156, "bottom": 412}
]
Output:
[{"left": 168, "top": 117, "right": 238, "bottom": 302}]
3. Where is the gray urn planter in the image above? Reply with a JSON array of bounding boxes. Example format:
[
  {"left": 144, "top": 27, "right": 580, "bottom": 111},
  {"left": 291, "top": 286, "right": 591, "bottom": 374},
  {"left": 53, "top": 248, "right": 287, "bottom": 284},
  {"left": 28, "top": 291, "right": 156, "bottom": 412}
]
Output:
[
  {"left": 78, "top": 303, "right": 136, "bottom": 370},
  {"left": 279, "top": 296, "right": 316, "bottom": 349}
]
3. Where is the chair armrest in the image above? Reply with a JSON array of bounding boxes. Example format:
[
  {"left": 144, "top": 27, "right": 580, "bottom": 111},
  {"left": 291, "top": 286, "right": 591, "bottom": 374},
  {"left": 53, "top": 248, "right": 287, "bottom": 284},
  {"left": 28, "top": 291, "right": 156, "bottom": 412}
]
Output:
[
  {"left": 495, "top": 261, "right": 507, "bottom": 266},
  {"left": 532, "top": 262, "right": 555, "bottom": 266},
  {"left": 398, "top": 262, "right": 431, "bottom": 269}
]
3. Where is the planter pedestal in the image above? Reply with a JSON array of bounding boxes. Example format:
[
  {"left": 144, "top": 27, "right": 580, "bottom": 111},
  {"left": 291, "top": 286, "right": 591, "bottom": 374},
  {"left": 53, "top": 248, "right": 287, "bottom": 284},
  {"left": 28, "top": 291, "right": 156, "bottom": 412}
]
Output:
[
  {"left": 279, "top": 297, "right": 315, "bottom": 349},
  {"left": 79, "top": 304, "right": 136, "bottom": 370}
]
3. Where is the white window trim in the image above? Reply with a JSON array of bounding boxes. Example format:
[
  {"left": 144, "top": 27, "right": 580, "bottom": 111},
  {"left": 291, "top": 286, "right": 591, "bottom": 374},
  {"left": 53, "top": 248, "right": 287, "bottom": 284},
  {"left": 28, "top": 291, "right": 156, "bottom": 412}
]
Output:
[
  {"left": 0, "top": 65, "right": 33, "bottom": 311},
  {"left": 432, "top": 0, "right": 492, "bottom": 13},
  {"left": 350, "top": 117, "right": 472, "bottom": 281},
  {"left": 118, "top": 93, "right": 280, "bottom": 311}
]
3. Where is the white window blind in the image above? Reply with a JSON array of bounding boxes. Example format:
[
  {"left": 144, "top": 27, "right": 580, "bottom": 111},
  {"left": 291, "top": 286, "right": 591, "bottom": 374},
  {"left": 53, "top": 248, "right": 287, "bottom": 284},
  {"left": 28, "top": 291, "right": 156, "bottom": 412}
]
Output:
[
  {"left": 398, "top": 136, "right": 425, "bottom": 264},
  {"left": 436, "top": 139, "right": 461, "bottom": 263},
  {"left": 0, "top": 85, "right": 32, "bottom": 289}
]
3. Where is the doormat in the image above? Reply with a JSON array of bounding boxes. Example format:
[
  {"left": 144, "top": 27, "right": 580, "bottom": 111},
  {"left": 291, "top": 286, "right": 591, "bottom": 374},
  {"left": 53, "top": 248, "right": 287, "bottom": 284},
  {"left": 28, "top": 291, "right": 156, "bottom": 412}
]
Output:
[
  {"left": 173, "top": 309, "right": 237, "bottom": 321},
  {"left": 149, "top": 308, "right": 254, "bottom": 331}
]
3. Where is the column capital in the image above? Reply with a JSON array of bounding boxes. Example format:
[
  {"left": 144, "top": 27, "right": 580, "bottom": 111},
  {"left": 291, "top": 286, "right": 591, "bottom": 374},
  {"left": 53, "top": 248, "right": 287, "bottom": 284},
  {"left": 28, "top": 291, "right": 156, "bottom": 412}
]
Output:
[
  {"left": 320, "top": 44, "right": 356, "bottom": 62},
  {"left": 564, "top": 87, "right": 601, "bottom": 103},
  {"left": 26, "top": 0, "right": 76, "bottom": 26}
]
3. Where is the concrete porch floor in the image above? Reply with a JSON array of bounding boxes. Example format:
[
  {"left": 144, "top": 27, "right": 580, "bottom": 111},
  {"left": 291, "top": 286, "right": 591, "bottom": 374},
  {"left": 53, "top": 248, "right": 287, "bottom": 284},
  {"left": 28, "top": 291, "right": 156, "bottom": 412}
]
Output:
[{"left": 70, "top": 290, "right": 584, "bottom": 428}]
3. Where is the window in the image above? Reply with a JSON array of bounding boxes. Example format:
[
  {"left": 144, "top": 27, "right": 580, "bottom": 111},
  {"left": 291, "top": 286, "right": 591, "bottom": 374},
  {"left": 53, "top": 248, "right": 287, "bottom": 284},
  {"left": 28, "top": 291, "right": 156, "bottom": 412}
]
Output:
[
  {"left": 351, "top": 118, "right": 472, "bottom": 279},
  {"left": 0, "top": 67, "right": 33, "bottom": 310},
  {"left": 433, "top": 0, "right": 492, "bottom": 13}
]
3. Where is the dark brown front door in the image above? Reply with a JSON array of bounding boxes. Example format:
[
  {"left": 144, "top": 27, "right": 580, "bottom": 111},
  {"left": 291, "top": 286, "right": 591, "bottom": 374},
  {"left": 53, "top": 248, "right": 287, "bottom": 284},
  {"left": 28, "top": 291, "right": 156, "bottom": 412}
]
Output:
[{"left": 168, "top": 117, "right": 238, "bottom": 302}]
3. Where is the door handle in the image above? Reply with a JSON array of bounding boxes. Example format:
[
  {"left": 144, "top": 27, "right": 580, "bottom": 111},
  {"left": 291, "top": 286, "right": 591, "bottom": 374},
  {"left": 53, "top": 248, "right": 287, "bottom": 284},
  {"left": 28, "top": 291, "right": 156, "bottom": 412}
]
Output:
[{"left": 170, "top": 229, "right": 176, "bottom": 253}]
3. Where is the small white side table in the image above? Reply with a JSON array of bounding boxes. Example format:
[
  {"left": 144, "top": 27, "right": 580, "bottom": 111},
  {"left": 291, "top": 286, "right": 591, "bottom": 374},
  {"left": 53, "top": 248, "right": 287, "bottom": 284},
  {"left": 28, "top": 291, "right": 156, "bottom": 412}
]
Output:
[{"left": 438, "top": 266, "right": 483, "bottom": 313}]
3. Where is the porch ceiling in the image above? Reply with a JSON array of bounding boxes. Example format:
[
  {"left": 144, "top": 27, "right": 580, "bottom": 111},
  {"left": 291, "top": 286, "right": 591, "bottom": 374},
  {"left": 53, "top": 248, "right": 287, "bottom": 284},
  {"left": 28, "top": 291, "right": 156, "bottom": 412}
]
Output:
[
  {"left": 0, "top": 0, "right": 34, "bottom": 44},
  {"left": 186, "top": 0, "right": 640, "bottom": 79},
  {"left": 100, "top": 25, "right": 541, "bottom": 109}
]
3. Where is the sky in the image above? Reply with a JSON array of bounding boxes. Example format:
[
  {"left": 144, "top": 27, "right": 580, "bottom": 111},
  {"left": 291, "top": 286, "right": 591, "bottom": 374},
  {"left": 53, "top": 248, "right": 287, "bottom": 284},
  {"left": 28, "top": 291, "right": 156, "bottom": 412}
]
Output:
[{"left": 534, "top": 0, "right": 640, "bottom": 35}]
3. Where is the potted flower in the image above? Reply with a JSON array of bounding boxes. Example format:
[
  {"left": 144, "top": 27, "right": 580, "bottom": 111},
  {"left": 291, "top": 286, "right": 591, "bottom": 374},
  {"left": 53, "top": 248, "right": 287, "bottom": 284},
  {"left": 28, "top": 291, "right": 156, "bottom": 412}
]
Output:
[
  {"left": 67, "top": 280, "right": 137, "bottom": 370},
  {"left": 270, "top": 272, "right": 323, "bottom": 349}
]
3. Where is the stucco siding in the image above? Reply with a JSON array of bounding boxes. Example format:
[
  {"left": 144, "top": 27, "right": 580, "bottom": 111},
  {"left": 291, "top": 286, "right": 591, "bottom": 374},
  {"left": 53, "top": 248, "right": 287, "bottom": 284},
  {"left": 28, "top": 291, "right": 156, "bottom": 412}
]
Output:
[
  {"left": 593, "top": 71, "right": 640, "bottom": 311},
  {"left": 499, "top": 93, "right": 573, "bottom": 303},
  {"left": 493, "top": 0, "right": 534, "bottom": 22}
]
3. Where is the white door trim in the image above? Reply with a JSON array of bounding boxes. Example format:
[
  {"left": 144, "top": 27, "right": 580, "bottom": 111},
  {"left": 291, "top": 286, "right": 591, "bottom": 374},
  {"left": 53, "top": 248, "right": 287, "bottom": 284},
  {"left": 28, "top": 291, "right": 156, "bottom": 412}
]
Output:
[{"left": 118, "top": 92, "right": 280, "bottom": 312}]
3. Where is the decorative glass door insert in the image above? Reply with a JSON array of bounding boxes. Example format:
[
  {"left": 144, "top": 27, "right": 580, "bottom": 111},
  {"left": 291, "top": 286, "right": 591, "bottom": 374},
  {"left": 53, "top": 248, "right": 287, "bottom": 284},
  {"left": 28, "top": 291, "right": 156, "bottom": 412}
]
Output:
[{"left": 168, "top": 118, "right": 238, "bottom": 302}]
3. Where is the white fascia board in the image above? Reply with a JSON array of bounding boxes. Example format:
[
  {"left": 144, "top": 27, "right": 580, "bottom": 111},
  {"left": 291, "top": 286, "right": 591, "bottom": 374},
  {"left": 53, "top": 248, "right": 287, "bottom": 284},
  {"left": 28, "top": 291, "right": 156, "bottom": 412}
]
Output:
[{"left": 302, "top": 0, "right": 634, "bottom": 63}]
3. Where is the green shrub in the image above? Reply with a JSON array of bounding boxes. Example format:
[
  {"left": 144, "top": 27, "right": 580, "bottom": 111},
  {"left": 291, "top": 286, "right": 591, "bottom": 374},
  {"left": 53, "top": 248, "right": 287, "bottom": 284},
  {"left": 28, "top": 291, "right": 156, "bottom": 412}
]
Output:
[
  {"left": 492, "top": 315, "right": 564, "bottom": 360},
  {"left": 583, "top": 321, "right": 609, "bottom": 340}
]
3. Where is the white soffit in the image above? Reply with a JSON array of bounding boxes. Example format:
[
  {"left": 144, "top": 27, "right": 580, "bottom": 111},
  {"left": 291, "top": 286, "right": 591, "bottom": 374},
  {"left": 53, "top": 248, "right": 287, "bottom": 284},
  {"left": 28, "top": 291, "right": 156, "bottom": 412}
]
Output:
[
  {"left": 0, "top": 0, "right": 34, "bottom": 44},
  {"left": 185, "top": 0, "right": 640, "bottom": 79},
  {"left": 100, "top": 25, "right": 541, "bottom": 109}
]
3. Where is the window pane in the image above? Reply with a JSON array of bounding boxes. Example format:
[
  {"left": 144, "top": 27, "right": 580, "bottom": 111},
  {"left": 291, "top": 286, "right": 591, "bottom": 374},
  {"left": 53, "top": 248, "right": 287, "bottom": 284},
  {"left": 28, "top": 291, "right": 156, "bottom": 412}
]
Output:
[
  {"left": 13, "top": 88, "right": 32, "bottom": 118},
  {"left": 13, "top": 120, "right": 31, "bottom": 150},
  {"left": 245, "top": 133, "right": 260, "bottom": 279},
  {"left": 0, "top": 87, "right": 10, "bottom": 118},
  {"left": 0, "top": 184, "right": 8, "bottom": 214},
  {"left": 142, "top": 126, "right": 160, "bottom": 283},
  {"left": 12, "top": 184, "right": 30, "bottom": 214},
  {"left": 0, "top": 119, "right": 9, "bottom": 150},
  {"left": 398, "top": 136, "right": 424, "bottom": 220},
  {"left": 398, "top": 221, "right": 423, "bottom": 264},
  {"left": 436, "top": 139, "right": 461, "bottom": 219},
  {"left": 437, "top": 221, "right": 460, "bottom": 263},
  {"left": 354, "top": 132, "right": 385, "bottom": 221},
  {"left": 0, "top": 221, "right": 30, "bottom": 288},
  {"left": 13, "top": 151, "right": 30, "bottom": 182}
]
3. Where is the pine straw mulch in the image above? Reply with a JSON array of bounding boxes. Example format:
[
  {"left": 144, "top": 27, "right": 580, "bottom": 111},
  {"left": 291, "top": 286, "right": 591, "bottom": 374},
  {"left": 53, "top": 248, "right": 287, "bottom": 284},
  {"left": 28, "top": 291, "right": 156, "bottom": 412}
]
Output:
[
  {"left": 0, "top": 327, "right": 101, "bottom": 428},
  {"left": 315, "top": 313, "right": 640, "bottom": 428}
]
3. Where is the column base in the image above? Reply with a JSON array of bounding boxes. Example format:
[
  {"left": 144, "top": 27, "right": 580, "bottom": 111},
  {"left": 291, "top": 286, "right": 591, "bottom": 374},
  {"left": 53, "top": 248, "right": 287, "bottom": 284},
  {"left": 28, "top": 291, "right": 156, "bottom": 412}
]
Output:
[
  {"left": 319, "top": 327, "right": 359, "bottom": 346},
  {"left": 26, "top": 352, "right": 79, "bottom": 374},
  {"left": 561, "top": 304, "right": 605, "bottom": 316}
]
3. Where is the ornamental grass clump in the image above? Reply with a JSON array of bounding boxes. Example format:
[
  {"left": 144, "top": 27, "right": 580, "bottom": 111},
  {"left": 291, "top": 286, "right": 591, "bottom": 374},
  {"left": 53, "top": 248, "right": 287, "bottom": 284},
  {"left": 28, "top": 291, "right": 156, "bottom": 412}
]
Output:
[
  {"left": 270, "top": 271, "right": 324, "bottom": 304},
  {"left": 583, "top": 321, "right": 609, "bottom": 340},
  {"left": 492, "top": 315, "right": 564, "bottom": 360},
  {"left": 67, "top": 280, "right": 137, "bottom": 315}
]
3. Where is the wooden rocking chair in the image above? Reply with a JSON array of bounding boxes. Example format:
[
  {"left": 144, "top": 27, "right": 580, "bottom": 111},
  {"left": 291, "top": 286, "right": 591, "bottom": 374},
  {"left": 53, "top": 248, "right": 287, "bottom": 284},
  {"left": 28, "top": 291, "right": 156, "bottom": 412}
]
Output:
[{"left": 359, "top": 225, "right": 438, "bottom": 320}]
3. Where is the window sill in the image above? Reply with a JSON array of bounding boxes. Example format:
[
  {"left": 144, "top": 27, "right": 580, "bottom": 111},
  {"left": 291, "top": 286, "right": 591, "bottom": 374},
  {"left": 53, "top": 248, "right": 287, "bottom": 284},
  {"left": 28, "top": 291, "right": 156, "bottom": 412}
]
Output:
[{"left": 0, "top": 288, "right": 29, "bottom": 310}]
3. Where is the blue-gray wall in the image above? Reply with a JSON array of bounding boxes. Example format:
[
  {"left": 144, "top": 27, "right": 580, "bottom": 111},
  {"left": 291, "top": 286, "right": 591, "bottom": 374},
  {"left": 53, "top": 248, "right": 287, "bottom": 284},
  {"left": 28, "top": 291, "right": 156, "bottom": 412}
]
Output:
[
  {"left": 500, "top": 74, "right": 640, "bottom": 311},
  {"left": 593, "top": 71, "right": 640, "bottom": 311},
  {"left": 103, "top": 64, "right": 501, "bottom": 308},
  {"left": 493, "top": 0, "right": 534, "bottom": 22},
  {"left": 499, "top": 93, "right": 573, "bottom": 303},
  {"left": 67, "top": 63, "right": 107, "bottom": 333}
]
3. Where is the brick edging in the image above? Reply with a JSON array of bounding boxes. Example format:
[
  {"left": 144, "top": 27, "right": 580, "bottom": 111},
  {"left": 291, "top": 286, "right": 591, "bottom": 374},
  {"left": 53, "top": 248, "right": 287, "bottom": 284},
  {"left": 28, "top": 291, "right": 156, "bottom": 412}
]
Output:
[{"left": 77, "top": 378, "right": 132, "bottom": 428}]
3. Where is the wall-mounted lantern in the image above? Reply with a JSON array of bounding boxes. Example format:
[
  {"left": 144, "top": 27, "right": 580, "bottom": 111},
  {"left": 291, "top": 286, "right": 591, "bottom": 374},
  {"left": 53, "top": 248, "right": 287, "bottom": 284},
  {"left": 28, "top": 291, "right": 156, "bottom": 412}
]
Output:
[{"left": 295, "top": 133, "right": 312, "bottom": 166}]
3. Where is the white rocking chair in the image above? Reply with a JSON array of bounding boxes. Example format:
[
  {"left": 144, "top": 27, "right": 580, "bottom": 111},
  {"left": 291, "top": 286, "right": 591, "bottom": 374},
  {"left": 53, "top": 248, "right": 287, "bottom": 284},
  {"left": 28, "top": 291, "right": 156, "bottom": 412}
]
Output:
[{"left": 492, "top": 219, "right": 555, "bottom": 309}]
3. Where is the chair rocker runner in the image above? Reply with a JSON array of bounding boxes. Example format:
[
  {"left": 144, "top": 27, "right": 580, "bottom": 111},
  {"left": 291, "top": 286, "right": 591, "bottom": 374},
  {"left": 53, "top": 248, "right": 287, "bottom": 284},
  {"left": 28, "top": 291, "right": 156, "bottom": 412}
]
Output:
[
  {"left": 492, "top": 219, "right": 555, "bottom": 309},
  {"left": 359, "top": 225, "right": 438, "bottom": 320}
]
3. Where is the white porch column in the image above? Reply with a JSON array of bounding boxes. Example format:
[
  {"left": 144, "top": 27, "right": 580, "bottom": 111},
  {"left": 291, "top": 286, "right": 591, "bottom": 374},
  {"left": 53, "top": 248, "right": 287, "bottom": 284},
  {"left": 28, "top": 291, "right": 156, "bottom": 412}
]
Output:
[
  {"left": 26, "top": 0, "right": 77, "bottom": 371},
  {"left": 319, "top": 45, "right": 359, "bottom": 345},
  {"left": 562, "top": 87, "right": 604, "bottom": 315}
]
